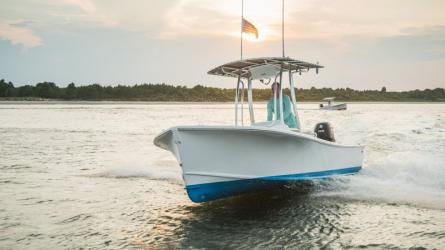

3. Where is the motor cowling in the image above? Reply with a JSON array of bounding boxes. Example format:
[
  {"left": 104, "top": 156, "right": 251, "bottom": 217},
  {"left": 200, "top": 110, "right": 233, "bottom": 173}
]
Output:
[{"left": 314, "top": 122, "right": 335, "bottom": 142}]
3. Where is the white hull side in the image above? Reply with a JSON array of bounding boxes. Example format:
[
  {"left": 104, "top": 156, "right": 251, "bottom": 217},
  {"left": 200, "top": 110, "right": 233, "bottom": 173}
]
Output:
[{"left": 154, "top": 126, "right": 363, "bottom": 186}]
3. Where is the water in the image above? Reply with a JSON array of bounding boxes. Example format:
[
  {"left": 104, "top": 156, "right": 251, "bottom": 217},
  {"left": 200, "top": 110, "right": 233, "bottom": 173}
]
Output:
[{"left": 0, "top": 102, "right": 444, "bottom": 249}]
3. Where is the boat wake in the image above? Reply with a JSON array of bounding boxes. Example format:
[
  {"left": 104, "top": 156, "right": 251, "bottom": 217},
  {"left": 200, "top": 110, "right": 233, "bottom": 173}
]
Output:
[
  {"left": 319, "top": 151, "right": 445, "bottom": 210},
  {"left": 96, "top": 166, "right": 182, "bottom": 182},
  {"left": 94, "top": 153, "right": 182, "bottom": 183}
]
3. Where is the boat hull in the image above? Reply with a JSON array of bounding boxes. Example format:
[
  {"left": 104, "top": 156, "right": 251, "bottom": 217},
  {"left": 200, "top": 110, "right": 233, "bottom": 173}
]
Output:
[
  {"left": 320, "top": 103, "right": 347, "bottom": 110},
  {"left": 154, "top": 126, "right": 363, "bottom": 202}
]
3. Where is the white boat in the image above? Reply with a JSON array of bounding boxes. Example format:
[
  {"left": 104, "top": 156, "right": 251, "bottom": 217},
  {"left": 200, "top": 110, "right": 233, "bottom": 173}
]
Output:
[
  {"left": 320, "top": 97, "right": 347, "bottom": 110},
  {"left": 154, "top": 57, "right": 364, "bottom": 202}
]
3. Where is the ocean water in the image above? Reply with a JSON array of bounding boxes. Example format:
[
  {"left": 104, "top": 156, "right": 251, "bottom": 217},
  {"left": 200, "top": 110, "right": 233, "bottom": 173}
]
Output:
[{"left": 0, "top": 102, "right": 444, "bottom": 249}]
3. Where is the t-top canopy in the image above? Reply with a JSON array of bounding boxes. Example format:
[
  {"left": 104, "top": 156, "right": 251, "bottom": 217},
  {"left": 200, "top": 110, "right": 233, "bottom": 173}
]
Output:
[{"left": 208, "top": 57, "right": 323, "bottom": 79}]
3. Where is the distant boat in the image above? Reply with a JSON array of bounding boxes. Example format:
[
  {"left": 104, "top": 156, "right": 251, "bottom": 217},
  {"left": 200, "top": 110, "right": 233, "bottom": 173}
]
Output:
[
  {"left": 153, "top": 58, "right": 363, "bottom": 203},
  {"left": 320, "top": 97, "right": 347, "bottom": 110}
]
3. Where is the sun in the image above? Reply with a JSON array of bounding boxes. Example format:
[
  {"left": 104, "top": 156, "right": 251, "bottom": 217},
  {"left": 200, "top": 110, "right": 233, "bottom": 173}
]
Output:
[
  {"left": 228, "top": 29, "right": 266, "bottom": 42},
  {"left": 243, "top": 33, "right": 263, "bottom": 42}
]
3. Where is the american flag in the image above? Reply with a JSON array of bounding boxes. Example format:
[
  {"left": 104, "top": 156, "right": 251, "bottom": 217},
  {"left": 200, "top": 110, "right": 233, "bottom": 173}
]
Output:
[{"left": 242, "top": 18, "right": 259, "bottom": 39}]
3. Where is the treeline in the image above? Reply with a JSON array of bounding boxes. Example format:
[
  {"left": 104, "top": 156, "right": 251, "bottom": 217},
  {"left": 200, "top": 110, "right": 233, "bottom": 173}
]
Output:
[{"left": 0, "top": 79, "right": 444, "bottom": 102}]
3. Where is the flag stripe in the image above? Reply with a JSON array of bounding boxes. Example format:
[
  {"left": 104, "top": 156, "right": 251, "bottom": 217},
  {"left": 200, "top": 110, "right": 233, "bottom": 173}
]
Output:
[{"left": 242, "top": 18, "right": 259, "bottom": 38}]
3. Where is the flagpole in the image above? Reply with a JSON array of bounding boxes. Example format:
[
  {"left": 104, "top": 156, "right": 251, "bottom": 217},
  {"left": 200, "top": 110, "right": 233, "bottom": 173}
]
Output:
[
  {"left": 241, "top": 0, "right": 244, "bottom": 60},
  {"left": 282, "top": 0, "right": 285, "bottom": 58}
]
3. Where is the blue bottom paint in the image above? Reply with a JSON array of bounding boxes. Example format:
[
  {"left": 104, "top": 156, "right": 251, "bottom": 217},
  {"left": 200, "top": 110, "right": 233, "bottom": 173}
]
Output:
[{"left": 186, "top": 166, "right": 361, "bottom": 203}]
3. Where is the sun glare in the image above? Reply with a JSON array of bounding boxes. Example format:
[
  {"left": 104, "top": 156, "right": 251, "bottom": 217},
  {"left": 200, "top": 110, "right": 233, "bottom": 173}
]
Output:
[
  {"left": 228, "top": 30, "right": 268, "bottom": 42},
  {"left": 243, "top": 33, "right": 262, "bottom": 42},
  {"left": 204, "top": 0, "right": 289, "bottom": 41}
]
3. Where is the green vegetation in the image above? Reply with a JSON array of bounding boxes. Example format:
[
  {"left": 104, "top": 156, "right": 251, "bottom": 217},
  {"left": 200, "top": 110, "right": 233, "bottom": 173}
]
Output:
[{"left": 0, "top": 79, "right": 444, "bottom": 102}]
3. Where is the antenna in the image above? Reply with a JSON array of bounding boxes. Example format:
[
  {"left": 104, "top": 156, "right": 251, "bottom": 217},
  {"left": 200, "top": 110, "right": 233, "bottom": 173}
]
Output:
[
  {"left": 241, "top": 0, "right": 244, "bottom": 60},
  {"left": 282, "top": 0, "right": 285, "bottom": 58}
]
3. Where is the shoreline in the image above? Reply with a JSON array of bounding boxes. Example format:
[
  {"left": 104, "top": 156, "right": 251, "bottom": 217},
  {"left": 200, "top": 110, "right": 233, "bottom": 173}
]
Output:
[{"left": 0, "top": 100, "right": 444, "bottom": 105}]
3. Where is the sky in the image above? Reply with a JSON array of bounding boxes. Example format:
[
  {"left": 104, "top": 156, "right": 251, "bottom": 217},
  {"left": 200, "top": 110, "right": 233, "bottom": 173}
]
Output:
[{"left": 0, "top": 0, "right": 444, "bottom": 90}]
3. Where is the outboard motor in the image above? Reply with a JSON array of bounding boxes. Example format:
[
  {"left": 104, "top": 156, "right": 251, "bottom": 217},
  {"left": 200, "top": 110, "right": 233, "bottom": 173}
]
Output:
[{"left": 314, "top": 122, "right": 335, "bottom": 142}]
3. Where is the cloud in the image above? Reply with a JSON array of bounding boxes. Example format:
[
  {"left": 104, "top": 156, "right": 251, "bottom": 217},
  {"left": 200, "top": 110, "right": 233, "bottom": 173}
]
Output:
[
  {"left": 0, "top": 20, "right": 43, "bottom": 48},
  {"left": 375, "top": 25, "right": 445, "bottom": 61},
  {"left": 158, "top": 0, "right": 445, "bottom": 42},
  {"left": 91, "top": 0, "right": 178, "bottom": 34},
  {"left": 159, "top": 0, "right": 295, "bottom": 40},
  {"left": 64, "top": 0, "right": 96, "bottom": 13},
  {"left": 159, "top": 1, "right": 237, "bottom": 39},
  {"left": 40, "top": 0, "right": 117, "bottom": 27}
]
